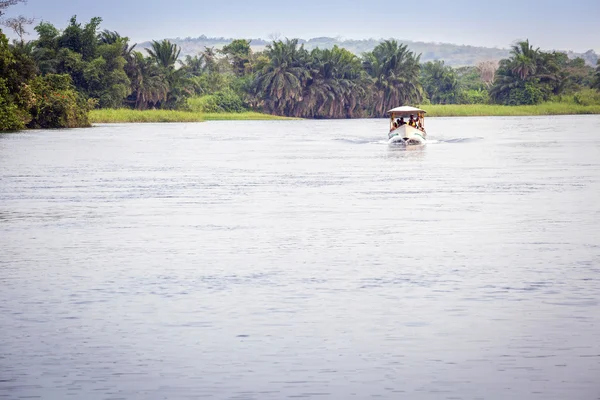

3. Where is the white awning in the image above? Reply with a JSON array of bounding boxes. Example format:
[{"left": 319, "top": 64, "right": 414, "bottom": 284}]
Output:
[{"left": 386, "top": 106, "right": 427, "bottom": 116}]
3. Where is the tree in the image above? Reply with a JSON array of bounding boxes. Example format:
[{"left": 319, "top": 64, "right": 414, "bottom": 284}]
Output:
[
  {"left": 83, "top": 40, "right": 131, "bottom": 108},
  {"left": 0, "top": 29, "right": 25, "bottom": 130},
  {"left": 510, "top": 39, "right": 539, "bottom": 80},
  {"left": 146, "top": 39, "right": 180, "bottom": 70},
  {"left": 490, "top": 40, "right": 564, "bottom": 105},
  {"left": 220, "top": 39, "right": 252, "bottom": 76},
  {"left": 476, "top": 61, "right": 498, "bottom": 88},
  {"left": 0, "top": 0, "right": 26, "bottom": 17},
  {"left": 421, "top": 60, "right": 460, "bottom": 104},
  {"left": 27, "top": 73, "right": 90, "bottom": 128},
  {"left": 125, "top": 51, "right": 168, "bottom": 109},
  {"left": 362, "top": 40, "right": 423, "bottom": 116},
  {"left": 592, "top": 60, "right": 600, "bottom": 90},
  {"left": 302, "top": 46, "right": 366, "bottom": 118},
  {"left": 254, "top": 38, "right": 310, "bottom": 116},
  {"left": 2, "top": 14, "right": 34, "bottom": 45}
]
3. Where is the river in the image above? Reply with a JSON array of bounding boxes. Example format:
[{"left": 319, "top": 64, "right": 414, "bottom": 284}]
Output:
[{"left": 1, "top": 116, "right": 599, "bottom": 400}]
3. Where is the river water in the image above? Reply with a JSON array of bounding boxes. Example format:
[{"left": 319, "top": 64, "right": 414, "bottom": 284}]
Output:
[{"left": 1, "top": 116, "right": 599, "bottom": 400}]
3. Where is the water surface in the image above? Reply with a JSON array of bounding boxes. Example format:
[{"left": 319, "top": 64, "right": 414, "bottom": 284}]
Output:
[{"left": 1, "top": 116, "right": 599, "bottom": 399}]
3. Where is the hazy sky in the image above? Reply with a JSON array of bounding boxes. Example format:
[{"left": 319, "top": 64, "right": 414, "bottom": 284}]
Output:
[{"left": 4, "top": 0, "right": 600, "bottom": 52}]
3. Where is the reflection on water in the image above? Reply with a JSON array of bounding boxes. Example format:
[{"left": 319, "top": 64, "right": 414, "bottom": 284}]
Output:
[{"left": 1, "top": 116, "right": 600, "bottom": 400}]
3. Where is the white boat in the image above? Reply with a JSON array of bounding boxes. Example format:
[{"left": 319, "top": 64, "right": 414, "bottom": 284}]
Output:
[{"left": 387, "top": 106, "right": 427, "bottom": 145}]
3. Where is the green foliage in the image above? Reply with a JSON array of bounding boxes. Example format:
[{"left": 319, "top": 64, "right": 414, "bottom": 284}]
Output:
[
  {"left": 58, "top": 16, "right": 102, "bottom": 61},
  {"left": 220, "top": 39, "right": 252, "bottom": 76},
  {"left": 254, "top": 38, "right": 311, "bottom": 116},
  {"left": 421, "top": 103, "right": 600, "bottom": 116},
  {"left": 0, "top": 77, "right": 25, "bottom": 130},
  {"left": 85, "top": 42, "right": 131, "bottom": 107},
  {"left": 363, "top": 40, "right": 423, "bottom": 116},
  {"left": 421, "top": 60, "right": 460, "bottom": 104},
  {"left": 572, "top": 89, "right": 600, "bottom": 106},
  {"left": 11, "top": 19, "right": 600, "bottom": 125},
  {"left": 455, "top": 66, "right": 487, "bottom": 91},
  {"left": 89, "top": 108, "right": 291, "bottom": 123},
  {"left": 28, "top": 74, "right": 90, "bottom": 128},
  {"left": 146, "top": 39, "right": 180, "bottom": 69},
  {"left": 506, "top": 81, "right": 545, "bottom": 105},
  {"left": 187, "top": 88, "right": 245, "bottom": 113},
  {"left": 458, "top": 89, "right": 489, "bottom": 104},
  {"left": 489, "top": 40, "right": 586, "bottom": 105},
  {"left": 593, "top": 60, "right": 600, "bottom": 90}
]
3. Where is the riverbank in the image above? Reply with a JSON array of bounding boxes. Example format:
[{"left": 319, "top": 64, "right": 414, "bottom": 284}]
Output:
[
  {"left": 89, "top": 109, "right": 295, "bottom": 123},
  {"left": 88, "top": 104, "right": 600, "bottom": 124},
  {"left": 419, "top": 103, "right": 600, "bottom": 117}
]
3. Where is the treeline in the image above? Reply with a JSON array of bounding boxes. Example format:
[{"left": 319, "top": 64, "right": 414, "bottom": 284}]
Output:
[{"left": 1, "top": 12, "right": 600, "bottom": 130}]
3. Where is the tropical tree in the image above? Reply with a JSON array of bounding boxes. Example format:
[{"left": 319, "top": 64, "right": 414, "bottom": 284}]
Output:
[
  {"left": 592, "top": 60, "right": 600, "bottom": 90},
  {"left": 220, "top": 39, "right": 252, "bottom": 76},
  {"left": 0, "top": 29, "right": 25, "bottom": 130},
  {"left": 146, "top": 39, "right": 180, "bottom": 70},
  {"left": 125, "top": 51, "right": 168, "bottom": 109},
  {"left": 362, "top": 40, "right": 422, "bottom": 116},
  {"left": 490, "top": 39, "right": 564, "bottom": 105},
  {"left": 510, "top": 39, "right": 539, "bottom": 80},
  {"left": 254, "top": 38, "right": 310, "bottom": 116},
  {"left": 301, "top": 46, "right": 366, "bottom": 118},
  {"left": 58, "top": 16, "right": 101, "bottom": 61},
  {"left": 420, "top": 60, "right": 460, "bottom": 104}
]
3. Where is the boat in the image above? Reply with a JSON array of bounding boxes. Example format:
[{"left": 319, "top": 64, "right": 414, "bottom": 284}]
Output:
[{"left": 386, "top": 106, "right": 427, "bottom": 145}]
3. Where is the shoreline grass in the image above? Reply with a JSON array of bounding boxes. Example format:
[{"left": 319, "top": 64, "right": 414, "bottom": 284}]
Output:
[
  {"left": 89, "top": 103, "right": 600, "bottom": 124},
  {"left": 418, "top": 103, "right": 600, "bottom": 117},
  {"left": 89, "top": 109, "right": 296, "bottom": 123}
]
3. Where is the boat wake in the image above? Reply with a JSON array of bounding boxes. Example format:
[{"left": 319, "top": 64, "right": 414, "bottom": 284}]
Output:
[
  {"left": 332, "top": 138, "right": 376, "bottom": 145},
  {"left": 438, "top": 137, "right": 484, "bottom": 144}
]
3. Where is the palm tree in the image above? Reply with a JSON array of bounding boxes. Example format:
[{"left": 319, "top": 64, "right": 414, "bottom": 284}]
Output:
[
  {"left": 146, "top": 39, "right": 180, "bottom": 70},
  {"left": 98, "top": 30, "right": 122, "bottom": 45},
  {"left": 510, "top": 40, "right": 539, "bottom": 80},
  {"left": 490, "top": 40, "right": 564, "bottom": 104},
  {"left": 125, "top": 51, "right": 169, "bottom": 109},
  {"left": 363, "top": 40, "right": 423, "bottom": 116},
  {"left": 303, "top": 46, "right": 366, "bottom": 118},
  {"left": 254, "top": 38, "right": 310, "bottom": 116}
]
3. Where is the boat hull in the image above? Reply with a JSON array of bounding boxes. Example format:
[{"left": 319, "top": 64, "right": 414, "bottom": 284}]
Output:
[{"left": 388, "top": 125, "right": 426, "bottom": 145}]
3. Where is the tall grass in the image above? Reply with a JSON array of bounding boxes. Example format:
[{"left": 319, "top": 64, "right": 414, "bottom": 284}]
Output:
[
  {"left": 419, "top": 103, "right": 600, "bottom": 117},
  {"left": 202, "top": 112, "right": 296, "bottom": 121},
  {"left": 90, "top": 109, "right": 205, "bottom": 123},
  {"left": 90, "top": 109, "right": 294, "bottom": 123}
]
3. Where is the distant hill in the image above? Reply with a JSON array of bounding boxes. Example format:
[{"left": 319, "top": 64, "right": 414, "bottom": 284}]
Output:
[{"left": 137, "top": 36, "right": 599, "bottom": 67}]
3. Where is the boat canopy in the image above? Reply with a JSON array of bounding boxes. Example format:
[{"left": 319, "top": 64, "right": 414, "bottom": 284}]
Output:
[{"left": 386, "top": 106, "right": 426, "bottom": 116}]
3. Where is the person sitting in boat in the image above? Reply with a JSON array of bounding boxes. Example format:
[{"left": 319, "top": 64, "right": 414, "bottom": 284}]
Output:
[
  {"left": 398, "top": 117, "right": 406, "bottom": 126},
  {"left": 408, "top": 115, "right": 417, "bottom": 127}
]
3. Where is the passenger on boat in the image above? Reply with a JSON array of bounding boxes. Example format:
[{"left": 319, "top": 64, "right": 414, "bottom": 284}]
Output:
[
  {"left": 398, "top": 117, "right": 406, "bottom": 126},
  {"left": 408, "top": 115, "right": 417, "bottom": 127}
]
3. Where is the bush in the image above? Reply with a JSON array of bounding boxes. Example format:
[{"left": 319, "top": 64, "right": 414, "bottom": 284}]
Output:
[
  {"left": 187, "top": 88, "right": 246, "bottom": 113},
  {"left": 573, "top": 89, "right": 600, "bottom": 106},
  {"left": 0, "top": 78, "right": 26, "bottom": 131},
  {"left": 459, "top": 89, "right": 490, "bottom": 104},
  {"left": 506, "top": 81, "right": 545, "bottom": 105},
  {"left": 27, "top": 74, "right": 90, "bottom": 129}
]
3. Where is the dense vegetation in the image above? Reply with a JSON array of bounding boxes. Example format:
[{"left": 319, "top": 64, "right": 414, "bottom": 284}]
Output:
[
  {"left": 1, "top": 4, "right": 599, "bottom": 130},
  {"left": 137, "top": 35, "right": 599, "bottom": 69}
]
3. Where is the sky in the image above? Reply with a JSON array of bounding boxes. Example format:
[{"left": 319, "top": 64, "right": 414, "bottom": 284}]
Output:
[{"left": 4, "top": 0, "right": 600, "bottom": 52}]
